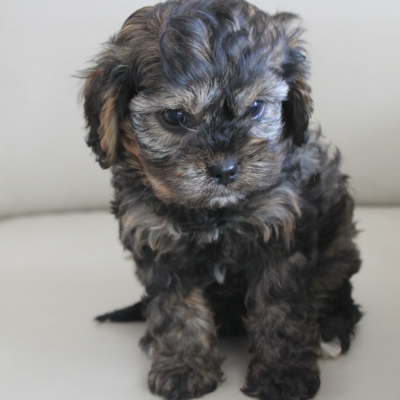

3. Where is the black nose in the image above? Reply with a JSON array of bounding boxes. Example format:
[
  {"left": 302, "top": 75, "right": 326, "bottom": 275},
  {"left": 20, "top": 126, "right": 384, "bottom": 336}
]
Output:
[{"left": 208, "top": 159, "right": 239, "bottom": 186}]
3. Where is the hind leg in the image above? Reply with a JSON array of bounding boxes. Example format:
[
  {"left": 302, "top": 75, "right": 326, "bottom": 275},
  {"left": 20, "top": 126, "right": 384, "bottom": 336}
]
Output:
[{"left": 317, "top": 281, "right": 362, "bottom": 355}]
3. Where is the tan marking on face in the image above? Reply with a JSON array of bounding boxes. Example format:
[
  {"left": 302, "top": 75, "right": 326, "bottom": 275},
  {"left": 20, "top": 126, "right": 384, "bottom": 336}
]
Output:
[
  {"left": 120, "top": 119, "right": 140, "bottom": 156},
  {"left": 146, "top": 174, "right": 172, "bottom": 199},
  {"left": 246, "top": 137, "right": 265, "bottom": 145},
  {"left": 119, "top": 118, "right": 149, "bottom": 182}
]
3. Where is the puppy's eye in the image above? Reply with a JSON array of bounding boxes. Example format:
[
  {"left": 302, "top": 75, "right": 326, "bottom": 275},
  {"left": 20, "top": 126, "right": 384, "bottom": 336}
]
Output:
[
  {"left": 248, "top": 101, "right": 265, "bottom": 120},
  {"left": 162, "top": 110, "right": 186, "bottom": 127}
]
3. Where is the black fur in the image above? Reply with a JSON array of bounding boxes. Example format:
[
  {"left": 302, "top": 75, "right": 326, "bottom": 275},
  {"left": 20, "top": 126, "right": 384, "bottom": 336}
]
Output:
[{"left": 82, "top": 1, "right": 362, "bottom": 399}]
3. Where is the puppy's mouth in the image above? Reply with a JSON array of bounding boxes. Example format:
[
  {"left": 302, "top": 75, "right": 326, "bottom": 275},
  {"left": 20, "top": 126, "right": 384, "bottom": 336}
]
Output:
[
  {"left": 144, "top": 155, "right": 275, "bottom": 209},
  {"left": 208, "top": 194, "right": 240, "bottom": 208},
  {"left": 195, "top": 177, "right": 250, "bottom": 208},
  {"left": 147, "top": 171, "right": 245, "bottom": 208}
]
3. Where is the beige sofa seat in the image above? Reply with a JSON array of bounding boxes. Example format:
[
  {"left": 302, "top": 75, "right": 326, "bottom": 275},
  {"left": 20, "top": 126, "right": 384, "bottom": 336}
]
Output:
[{"left": 1, "top": 208, "right": 399, "bottom": 400}]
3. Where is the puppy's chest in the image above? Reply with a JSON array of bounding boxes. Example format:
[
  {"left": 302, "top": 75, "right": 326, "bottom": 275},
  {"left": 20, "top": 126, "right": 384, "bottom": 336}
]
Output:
[
  {"left": 121, "top": 203, "right": 292, "bottom": 271},
  {"left": 194, "top": 225, "right": 266, "bottom": 273},
  {"left": 168, "top": 216, "right": 268, "bottom": 275}
]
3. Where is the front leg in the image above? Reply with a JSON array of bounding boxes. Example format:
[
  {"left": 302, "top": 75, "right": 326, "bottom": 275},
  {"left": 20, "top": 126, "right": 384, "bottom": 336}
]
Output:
[
  {"left": 142, "top": 286, "right": 224, "bottom": 400},
  {"left": 243, "top": 255, "right": 321, "bottom": 400}
]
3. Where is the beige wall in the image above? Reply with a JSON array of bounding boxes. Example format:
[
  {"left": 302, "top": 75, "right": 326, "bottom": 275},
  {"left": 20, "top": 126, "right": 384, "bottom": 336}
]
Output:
[{"left": 1, "top": 0, "right": 399, "bottom": 217}]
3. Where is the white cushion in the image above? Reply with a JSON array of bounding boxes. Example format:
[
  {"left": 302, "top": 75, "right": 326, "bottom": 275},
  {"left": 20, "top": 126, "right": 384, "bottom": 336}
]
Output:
[{"left": 1, "top": 207, "right": 399, "bottom": 399}]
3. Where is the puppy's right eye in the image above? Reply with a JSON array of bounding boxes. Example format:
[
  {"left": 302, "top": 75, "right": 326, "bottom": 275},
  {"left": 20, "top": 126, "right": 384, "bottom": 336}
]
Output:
[
  {"left": 162, "top": 110, "right": 186, "bottom": 127},
  {"left": 248, "top": 100, "right": 265, "bottom": 120}
]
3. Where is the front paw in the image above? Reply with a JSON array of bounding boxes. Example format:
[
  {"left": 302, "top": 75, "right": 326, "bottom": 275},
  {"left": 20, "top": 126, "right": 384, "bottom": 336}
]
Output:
[
  {"left": 148, "top": 358, "right": 223, "bottom": 400},
  {"left": 242, "top": 360, "right": 320, "bottom": 400}
]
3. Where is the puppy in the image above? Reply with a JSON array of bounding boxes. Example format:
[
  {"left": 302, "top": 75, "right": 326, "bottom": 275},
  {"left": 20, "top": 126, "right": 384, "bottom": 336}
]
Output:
[{"left": 82, "top": 0, "right": 362, "bottom": 399}]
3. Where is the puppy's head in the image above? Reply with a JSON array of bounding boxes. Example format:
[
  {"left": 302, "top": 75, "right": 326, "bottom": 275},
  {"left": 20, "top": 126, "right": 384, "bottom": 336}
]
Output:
[{"left": 82, "top": 0, "right": 312, "bottom": 208}]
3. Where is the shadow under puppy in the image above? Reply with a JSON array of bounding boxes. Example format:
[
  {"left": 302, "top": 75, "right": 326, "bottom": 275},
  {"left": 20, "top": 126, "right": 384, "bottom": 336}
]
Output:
[{"left": 82, "top": 0, "right": 362, "bottom": 399}]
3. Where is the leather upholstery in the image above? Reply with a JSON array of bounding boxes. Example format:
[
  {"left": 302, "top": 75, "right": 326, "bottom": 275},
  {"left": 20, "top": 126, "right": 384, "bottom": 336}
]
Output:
[{"left": 1, "top": 208, "right": 399, "bottom": 399}]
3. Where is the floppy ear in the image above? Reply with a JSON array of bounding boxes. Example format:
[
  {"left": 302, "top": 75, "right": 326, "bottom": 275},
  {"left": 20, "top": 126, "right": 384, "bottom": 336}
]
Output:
[
  {"left": 274, "top": 13, "right": 313, "bottom": 146},
  {"left": 82, "top": 64, "right": 122, "bottom": 168},
  {"left": 81, "top": 7, "right": 153, "bottom": 168}
]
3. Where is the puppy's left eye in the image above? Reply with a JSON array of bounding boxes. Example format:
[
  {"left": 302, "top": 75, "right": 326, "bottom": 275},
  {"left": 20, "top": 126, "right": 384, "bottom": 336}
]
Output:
[
  {"left": 248, "top": 101, "right": 265, "bottom": 120},
  {"left": 162, "top": 110, "right": 186, "bottom": 127}
]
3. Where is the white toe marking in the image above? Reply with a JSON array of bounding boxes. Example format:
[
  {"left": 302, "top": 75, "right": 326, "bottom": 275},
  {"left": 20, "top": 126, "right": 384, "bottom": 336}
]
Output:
[{"left": 320, "top": 337, "right": 342, "bottom": 358}]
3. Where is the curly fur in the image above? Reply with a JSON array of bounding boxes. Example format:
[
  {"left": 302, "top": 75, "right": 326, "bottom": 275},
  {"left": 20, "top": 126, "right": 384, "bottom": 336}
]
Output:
[{"left": 82, "top": 1, "right": 362, "bottom": 399}]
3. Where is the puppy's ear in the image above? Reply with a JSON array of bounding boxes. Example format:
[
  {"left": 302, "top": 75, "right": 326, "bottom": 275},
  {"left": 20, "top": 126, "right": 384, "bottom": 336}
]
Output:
[
  {"left": 81, "top": 8, "right": 153, "bottom": 168},
  {"left": 274, "top": 13, "right": 313, "bottom": 146},
  {"left": 82, "top": 65, "right": 122, "bottom": 168}
]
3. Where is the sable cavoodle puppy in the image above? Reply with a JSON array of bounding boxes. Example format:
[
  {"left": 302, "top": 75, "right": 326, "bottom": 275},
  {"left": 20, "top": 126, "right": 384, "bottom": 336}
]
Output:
[{"left": 82, "top": 0, "right": 362, "bottom": 399}]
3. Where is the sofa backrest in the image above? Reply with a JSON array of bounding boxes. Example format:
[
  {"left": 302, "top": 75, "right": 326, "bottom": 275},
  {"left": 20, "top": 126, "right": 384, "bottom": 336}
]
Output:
[{"left": 1, "top": 0, "right": 399, "bottom": 219}]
